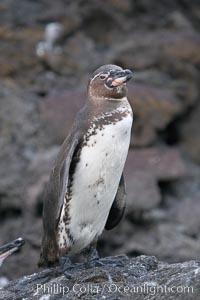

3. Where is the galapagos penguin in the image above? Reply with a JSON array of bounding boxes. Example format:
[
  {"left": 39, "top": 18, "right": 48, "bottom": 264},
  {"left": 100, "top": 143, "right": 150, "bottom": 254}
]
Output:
[{"left": 39, "top": 64, "right": 133, "bottom": 269}]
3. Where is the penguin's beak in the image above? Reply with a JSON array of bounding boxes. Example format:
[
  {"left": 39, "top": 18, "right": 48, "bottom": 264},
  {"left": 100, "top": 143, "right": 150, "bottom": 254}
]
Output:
[
  {"left": 0, "top": 238, "right": 25, "bottom": 265},
  {"left": 106, "top": 69, "right": 133, "bottom": 88}
]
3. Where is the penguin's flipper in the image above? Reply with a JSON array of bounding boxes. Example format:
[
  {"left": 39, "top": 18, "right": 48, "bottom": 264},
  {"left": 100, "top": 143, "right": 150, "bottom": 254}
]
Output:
[
  {"left": 39, "top": 128, "right": 81, "bottom": 267},
  {"left": 105, "top": 173, "right": 126, "bottom": 230},
  {"left": 43, "top": 132, "right": 81, "bottom": 233}
]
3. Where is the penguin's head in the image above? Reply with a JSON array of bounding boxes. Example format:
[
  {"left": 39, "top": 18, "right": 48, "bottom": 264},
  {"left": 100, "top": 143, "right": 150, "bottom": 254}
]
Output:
[
  {"left": 88, "top": 64, "right": 133, "bottom": 100},
  {"left": 0, "top": 237, "right": 25, "bottom": 267}
]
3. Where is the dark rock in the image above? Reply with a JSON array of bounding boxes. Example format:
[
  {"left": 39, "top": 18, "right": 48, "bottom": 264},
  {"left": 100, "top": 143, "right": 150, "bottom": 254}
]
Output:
[
  {"left": 172, "top": 195, "right": 200, "bottom": 236},
  {"left": 107, "top": 0, "right": 132, "bottom": 14},
  {"left": 126, "top": 171, "right": 161, "bottom": 212},
  {"left": 164, "top": 174, "right": 200, "bottom": 237},
  {"left": 39, "top": 87, "right": 86, "bottom": 144},
  {"left": 0, "top": 255, "right": 199, "bottom": 300},
  {"left": 128, "top": 83, "right": 182, "bottom": 146},
  {"left": 0, "top": 26, "right": 41, "bottom": 78},
  {"left": 110, "top": 30, "right": 200, "bottom": 70},
  {"left": 37, "top": 32, "right": 102, "bottom": 75},
  {"left": 26, "top": 147, "right": 59, "bottom": 216},
  {"left": 125, "top": 147, "right": 187, "bottom": 211},
  {"left": 0, "top": 81, "right": 38, "bottom": 215},
  {"left": 121, "top": 223, "right": 200, "bottom": 263},
  {"left": 180, "top": 104, "right": 200, "bottom": 163},
  {"left": 165, "top": 11, "right": 193, "bottom": 30},
  {"left": 126, "top": 148, "right": 187, "bottom": 180}
]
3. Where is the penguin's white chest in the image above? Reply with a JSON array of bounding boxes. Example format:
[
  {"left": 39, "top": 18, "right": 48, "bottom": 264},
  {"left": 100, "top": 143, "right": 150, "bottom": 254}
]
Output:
[{"left": 58, "top": 109, "right": 132, "bottom": 253}]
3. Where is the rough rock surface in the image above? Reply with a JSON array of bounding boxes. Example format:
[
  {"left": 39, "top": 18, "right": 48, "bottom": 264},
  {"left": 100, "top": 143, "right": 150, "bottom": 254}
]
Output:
[{"left": 0, "top": 255, "right": 199, "bottom": 300}]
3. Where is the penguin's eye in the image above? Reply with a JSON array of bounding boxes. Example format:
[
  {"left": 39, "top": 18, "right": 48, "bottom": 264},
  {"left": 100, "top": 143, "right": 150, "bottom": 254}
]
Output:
[{"left": 100, "top": 74, "right": 107, "bottom": 80}]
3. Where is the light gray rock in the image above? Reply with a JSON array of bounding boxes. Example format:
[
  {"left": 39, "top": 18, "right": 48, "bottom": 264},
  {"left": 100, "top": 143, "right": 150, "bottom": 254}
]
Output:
[{"left": 0, "top": 255, "right": 199, "bottom": 300}]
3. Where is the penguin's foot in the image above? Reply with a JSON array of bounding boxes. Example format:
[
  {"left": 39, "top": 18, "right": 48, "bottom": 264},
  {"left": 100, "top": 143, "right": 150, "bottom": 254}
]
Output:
[
  {"left": 96, "top": 257, "right": 124, "bottom": 267},
  {"left": 81, "top": 243, "right": 99, "bottom": 263},
  {"left": 84, "top": 256, "right": 123, "bottom": 269},
  {"left": 83, "top": 245, "right": 123, "bottom": 268},
  {"left": 59, "top": 256, "right": 76, "bottom": 278},
  {"left": 59, "top": 256, "right": 72, "bottom": 269},
  {"left": 87, "top": 246, "right": 99, "bottom": 261}
]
